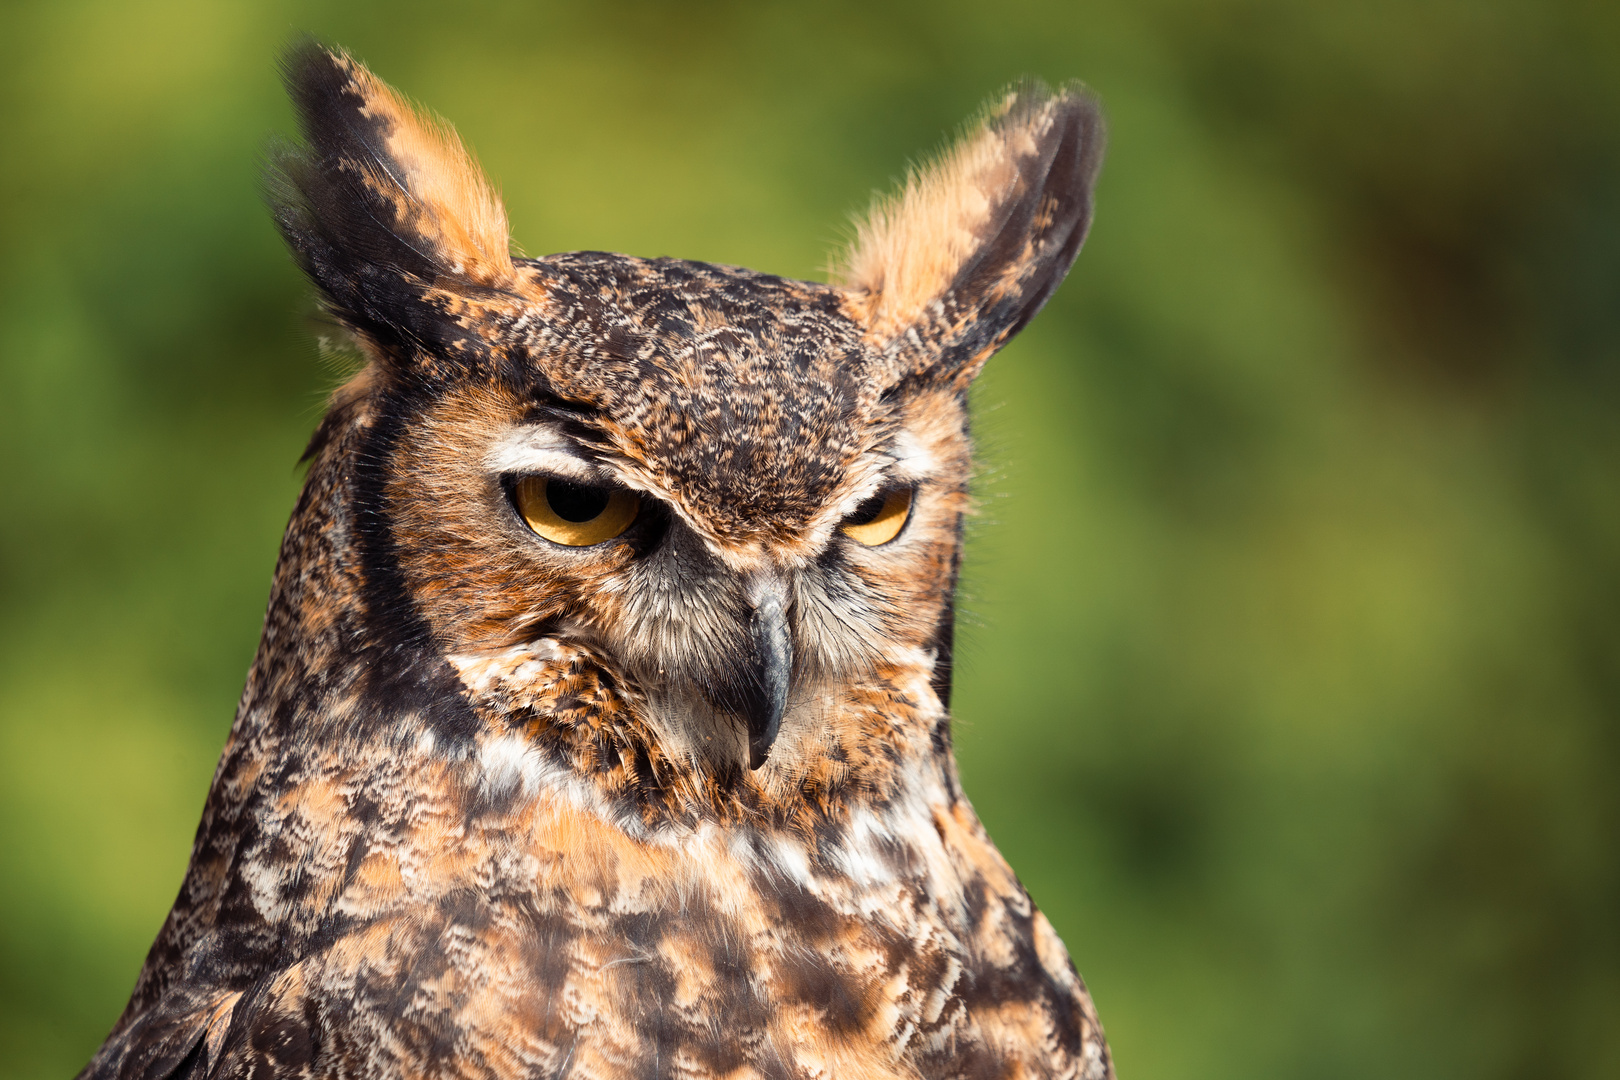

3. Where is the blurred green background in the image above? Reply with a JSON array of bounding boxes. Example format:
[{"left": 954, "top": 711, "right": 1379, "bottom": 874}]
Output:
[{"left": 2, "top": 0, "right": 1617, "bottom": 1076}]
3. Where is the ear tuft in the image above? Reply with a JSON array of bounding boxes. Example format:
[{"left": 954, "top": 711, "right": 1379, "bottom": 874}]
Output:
[
  {"left": 268, "top": 40, "right": 516, "bottom": 358},
  {"left": 835, "top": 81, "right": 1104, "bottom": 384}
]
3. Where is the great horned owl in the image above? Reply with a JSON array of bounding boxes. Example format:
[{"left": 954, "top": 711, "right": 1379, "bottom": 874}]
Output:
[{"left": 82, "top": 41, "right": 1108, "bottom": 1080}]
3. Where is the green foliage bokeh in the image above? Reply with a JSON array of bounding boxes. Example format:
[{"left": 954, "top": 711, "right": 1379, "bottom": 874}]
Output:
[{"left": 2, "top": 1, "right": 1617, "bottom": 1076}]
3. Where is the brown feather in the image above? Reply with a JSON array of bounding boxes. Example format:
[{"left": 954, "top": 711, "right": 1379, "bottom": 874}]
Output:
[{"left": 81, "top": 43, "right": 1110, "bottom": 1080}]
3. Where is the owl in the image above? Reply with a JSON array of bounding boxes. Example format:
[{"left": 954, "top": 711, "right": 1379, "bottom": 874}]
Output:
[{"left": 81, "top": 41, "right": 1109, "bottom": 1080}]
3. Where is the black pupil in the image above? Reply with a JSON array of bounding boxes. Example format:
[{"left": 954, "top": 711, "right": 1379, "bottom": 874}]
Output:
[
  {"left": 844, "top": 490, "right": 890, "bottom": 527},
  {"left": 546, "top": 479, "right": 611, "bottom": 522}
]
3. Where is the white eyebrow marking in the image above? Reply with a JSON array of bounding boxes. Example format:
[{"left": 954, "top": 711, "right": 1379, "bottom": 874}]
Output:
[
  {"left": 886, "top": 427, "right": 938, "bottom": 480},
  {"left": 835, "top": 428, "right": 938, "bottom": 516},
  {"left": 484, "top": 425, "right": 607, "bottom": 481}
]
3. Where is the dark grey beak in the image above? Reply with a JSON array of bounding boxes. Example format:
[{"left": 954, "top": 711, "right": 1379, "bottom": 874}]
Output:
[{"left": 742, "top": 575, "right": 792, "bottom": 769}]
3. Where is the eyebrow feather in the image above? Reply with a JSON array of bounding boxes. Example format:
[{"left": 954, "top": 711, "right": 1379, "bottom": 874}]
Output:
[{"left": 483, "top": 426, "right": 610, "bottom": 481}]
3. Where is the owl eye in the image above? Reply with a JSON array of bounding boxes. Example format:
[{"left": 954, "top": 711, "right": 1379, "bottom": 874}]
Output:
[
  {"left": 512, "top": 475, "right": 640, "bottom": 547},
  {"left": 839, "top": 485, "right": 915, "bottom": 547}
]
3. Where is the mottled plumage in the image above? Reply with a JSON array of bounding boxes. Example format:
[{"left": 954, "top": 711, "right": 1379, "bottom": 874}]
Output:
[{"left": 83, "top": 41, "right": 1109, "bottom": 1080}]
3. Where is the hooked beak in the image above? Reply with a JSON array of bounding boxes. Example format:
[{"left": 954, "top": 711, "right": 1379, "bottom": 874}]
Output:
[{"left": 740, "top": 574, "right": 792, "bottom": 769}]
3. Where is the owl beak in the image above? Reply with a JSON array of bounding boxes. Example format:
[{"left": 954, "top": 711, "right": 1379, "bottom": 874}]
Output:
[{"left": 742, "top": 574, "right": 792, "bottom": 769}]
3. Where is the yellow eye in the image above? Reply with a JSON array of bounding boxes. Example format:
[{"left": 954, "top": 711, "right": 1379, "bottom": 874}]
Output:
[
  {"left": 839, "top": 485, "right": 914, "bottom": 547},
  {"left": 513, "top": 475, "right": 640, "bottom": 547}
]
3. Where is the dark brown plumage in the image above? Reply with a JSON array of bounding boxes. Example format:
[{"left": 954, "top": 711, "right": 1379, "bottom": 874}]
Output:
[{"left": 82, "top": 41, "right": 1110, "bottom": 1080}]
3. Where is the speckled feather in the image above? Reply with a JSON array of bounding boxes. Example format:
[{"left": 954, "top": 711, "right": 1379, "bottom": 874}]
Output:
[{"left": 82, "top": 42, "right": 1109, "bottom": 1080}]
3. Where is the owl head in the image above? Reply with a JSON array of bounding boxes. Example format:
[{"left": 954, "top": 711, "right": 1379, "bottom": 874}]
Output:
[{"left": 267, "top": 43, "right": 1102, "bottom": 787}]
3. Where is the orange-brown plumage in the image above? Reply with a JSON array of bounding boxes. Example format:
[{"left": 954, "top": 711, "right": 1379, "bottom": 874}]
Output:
[{"left": 83, "top": 40, "right": 1109, "bottom": 1080}]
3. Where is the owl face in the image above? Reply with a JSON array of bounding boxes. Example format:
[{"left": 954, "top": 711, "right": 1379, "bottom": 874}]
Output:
[
  {"left": 273, "top": 45, "right": 1101, "bottom": 778},
  {"left": 373, "top": 258, "right": 969, "bottom": 769}
]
